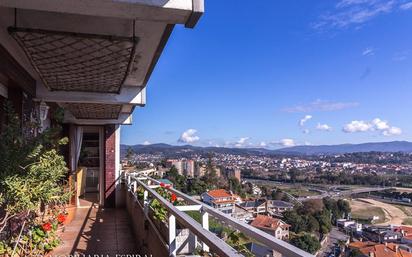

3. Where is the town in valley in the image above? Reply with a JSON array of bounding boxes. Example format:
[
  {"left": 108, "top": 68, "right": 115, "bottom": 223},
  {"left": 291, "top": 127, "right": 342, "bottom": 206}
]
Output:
[{"left": 122, "top": 143, "right": 412, "bottom": 257}]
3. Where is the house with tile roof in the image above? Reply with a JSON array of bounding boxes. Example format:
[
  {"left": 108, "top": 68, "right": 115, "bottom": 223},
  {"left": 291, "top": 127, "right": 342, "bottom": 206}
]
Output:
[
  {"left": 349, "top": 242, "right": 412, "bottom": 257},
  {"left": 201, "top": 189, "right": 237, "bottom": 214},
  {"left": 394, "top": 226, "right": 412, "bottom": 237},
  {"left": 237, "top": 199, "right": 267, "bottom": 215},
  {"left": 250, "top": 215, "right": 290, "bottom": 240},
  {"left": 267, "top": 200, "right": 294, "bottom": 214}
]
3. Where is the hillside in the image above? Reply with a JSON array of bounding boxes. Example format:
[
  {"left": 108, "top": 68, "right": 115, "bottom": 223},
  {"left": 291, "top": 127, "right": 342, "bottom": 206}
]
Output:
[{"left": 121, "top": 141, "right": 412, "bottom": 156}]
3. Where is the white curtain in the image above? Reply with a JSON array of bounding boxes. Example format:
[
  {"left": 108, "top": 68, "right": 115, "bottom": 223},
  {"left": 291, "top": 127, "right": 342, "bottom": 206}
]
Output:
[{"left": 70, "top": 125, "right": 83, "bottom": 172}]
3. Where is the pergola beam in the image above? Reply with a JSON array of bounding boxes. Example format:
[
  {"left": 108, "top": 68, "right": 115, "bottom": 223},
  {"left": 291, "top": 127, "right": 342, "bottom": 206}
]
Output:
[
  {"left": 36, "top": 83, "right": 146, "bottom": 106},
  {"left": 63, "top": 110, "right": 132, "bottom": 125}
]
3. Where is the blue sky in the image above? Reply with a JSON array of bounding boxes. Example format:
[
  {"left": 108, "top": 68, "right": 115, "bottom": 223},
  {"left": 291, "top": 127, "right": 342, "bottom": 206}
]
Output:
[{"left": 121, "top": 0, "right": 412, "bottom": 148}]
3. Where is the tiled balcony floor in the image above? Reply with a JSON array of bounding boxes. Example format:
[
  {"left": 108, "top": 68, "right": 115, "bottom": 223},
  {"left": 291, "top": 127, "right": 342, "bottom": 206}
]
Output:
[{"left": 52, "top": 200, "right": 138, "bottom": 256}]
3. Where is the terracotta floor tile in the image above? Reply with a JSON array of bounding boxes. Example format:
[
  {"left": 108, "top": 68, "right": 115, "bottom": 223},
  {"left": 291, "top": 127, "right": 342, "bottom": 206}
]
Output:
[{"left": 50, "top": 203, "right": 137, "bottom": 256}]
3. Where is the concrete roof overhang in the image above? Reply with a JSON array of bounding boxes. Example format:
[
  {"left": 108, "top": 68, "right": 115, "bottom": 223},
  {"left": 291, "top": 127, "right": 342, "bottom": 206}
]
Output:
[{"left": 0, "top": 0, "right": 203, "bottom": 125}]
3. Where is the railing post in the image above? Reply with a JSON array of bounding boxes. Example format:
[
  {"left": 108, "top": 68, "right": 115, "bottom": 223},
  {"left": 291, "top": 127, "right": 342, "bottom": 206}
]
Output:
[
  {"left": 201, "top": 210, "right": 210, "bottom": 252},
  {"left": 143, "top": 190, "right": 149, "bottom": 217},
  {"left": 168, "top": 214, "right": 177, "bottom": 257},
  {"left": 133, "top": 180, "right": 137, "bottom": 193},
  {"left": 127, "top": 175, "right": 131, "bottom": 191}
]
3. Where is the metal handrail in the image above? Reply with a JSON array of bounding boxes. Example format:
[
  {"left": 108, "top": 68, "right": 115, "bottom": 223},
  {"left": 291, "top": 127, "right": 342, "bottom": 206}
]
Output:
[
  {"left": 125, "top": 173, "right": 242, "bottom": 257},
  {"left": 144, "top": 176, "right": 315, "bottom": 257},
  {"left": 124, "top": 172, "right": 314, "bottom": 257}
]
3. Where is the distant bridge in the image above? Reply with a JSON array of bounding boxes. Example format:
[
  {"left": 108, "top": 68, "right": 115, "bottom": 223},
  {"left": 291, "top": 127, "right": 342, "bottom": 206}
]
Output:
[{"left": 298, "top": 187, "right": 394, "bottom": 202}]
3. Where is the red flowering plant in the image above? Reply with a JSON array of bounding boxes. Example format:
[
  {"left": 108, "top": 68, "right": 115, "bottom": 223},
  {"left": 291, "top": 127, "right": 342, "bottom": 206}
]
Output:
[
  {"left": 42, "top": 222, "right": 52, "bottom": 232},
  {"left": 57, "top": 213, "right": 67, "bottom": 224},
  {"left": 150, "top": 183, "right": 183, "bottom": 222},
  {"left": 170, "top": 193, "right": 177, "bottom": 203}
]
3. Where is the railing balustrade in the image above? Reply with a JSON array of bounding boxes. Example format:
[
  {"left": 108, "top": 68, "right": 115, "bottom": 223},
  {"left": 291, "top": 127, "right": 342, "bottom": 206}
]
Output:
[{"left": 123, "top": 171, "right": 314, "bottom": 257}]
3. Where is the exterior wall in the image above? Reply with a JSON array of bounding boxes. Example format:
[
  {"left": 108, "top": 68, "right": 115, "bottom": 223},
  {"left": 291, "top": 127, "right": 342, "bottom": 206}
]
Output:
[
  {"left": 260, "top": 227, "right": 289, "bottom": 240},
  {"left": 104, "top": 124, "right": 116, "bottom": 207},
  {"left": 201, "top": 193, "right": 236, "bottom": 214},
  {"left": 0, "top": 44, "right": 36, "bottom": 133}
]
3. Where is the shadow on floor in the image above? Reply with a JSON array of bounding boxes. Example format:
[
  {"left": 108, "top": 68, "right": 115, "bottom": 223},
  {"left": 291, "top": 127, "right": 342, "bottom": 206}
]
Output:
[{"left": 52, "top": 196, "right": 138, "bottom": 256}]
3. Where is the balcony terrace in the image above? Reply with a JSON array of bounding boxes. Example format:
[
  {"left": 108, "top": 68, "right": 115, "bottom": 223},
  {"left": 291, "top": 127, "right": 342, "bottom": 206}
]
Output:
[{"left": 52, "top": 171, "right": 314, "bottom": 257}]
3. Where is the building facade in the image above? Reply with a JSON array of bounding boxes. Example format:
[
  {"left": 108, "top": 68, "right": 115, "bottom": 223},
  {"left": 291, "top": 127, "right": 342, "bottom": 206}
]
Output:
[
  {"left": 250, "top": 215, "right": 290, "bottom": 240},
  {"left": 0, "top": 0, "right": 203, "bottom": 208},
  {"left": 201, "top": 189, "right": 237, "bottom": 214}
]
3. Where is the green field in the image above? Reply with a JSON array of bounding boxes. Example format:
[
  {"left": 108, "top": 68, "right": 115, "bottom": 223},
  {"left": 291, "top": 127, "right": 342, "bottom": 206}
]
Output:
[
  {"left": 281, "top": 187, "right": 321, "bottom": 197},
  {"left": 351, "top": 206, "right": 386, "bottom": 223}
]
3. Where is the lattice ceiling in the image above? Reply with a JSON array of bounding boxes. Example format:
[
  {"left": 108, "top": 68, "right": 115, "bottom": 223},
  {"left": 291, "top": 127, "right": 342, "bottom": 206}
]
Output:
[
  {"left": 65, "top": 103, "right": 122, "bottom": 119},
  {"left": 9, "top": 27, "right": 138, "bottom": 93}
]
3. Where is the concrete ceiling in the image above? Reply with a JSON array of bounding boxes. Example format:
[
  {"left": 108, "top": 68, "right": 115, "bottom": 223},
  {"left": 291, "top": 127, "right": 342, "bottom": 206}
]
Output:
[{"left": 0, "top": 1, "right": 203, "bottom": 124}]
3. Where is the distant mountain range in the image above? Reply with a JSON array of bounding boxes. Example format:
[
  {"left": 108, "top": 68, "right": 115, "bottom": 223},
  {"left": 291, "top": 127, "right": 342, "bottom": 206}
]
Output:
[
  {"left": 276, "top": 141, "right": 412, "bottom": 155},
  {"left": 121, "top": 141, "right": 412, "bottom": 156}
]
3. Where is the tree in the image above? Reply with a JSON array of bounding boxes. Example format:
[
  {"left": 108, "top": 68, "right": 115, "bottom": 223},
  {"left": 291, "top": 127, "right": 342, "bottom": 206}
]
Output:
[
  {"left": 316, "top": 209, "right": 332, "bottom": 236},
  {"left": 187, "top": 178, "right": 208, "bottom": 195},
  {"left": 203, "top": 154, "right": 219, "bottom": 187},
  {"left": 283, "top": 210, "right": 306, "bottom": 233},
  {"left": 299, "top": 199, "right": 324, "bottom": 216},
  {"left": 323, "top": 197, "right": 341, "bottom": 223},
  {"left": 165, "top": 166, "right": 185, "bottom": 191},
  {"left": 337, "top": 199, "right": 351, "bottom": 217},
  {"left": 307, "top": 215, "right": 320, "bottom": 233},
  {"left": 260, "top": 186, "right": 271, "bottom": 197},
  {"left": 289, "top": 168, "right": 300, "bottom": 183},
  {"left": 125, "top": 147, "right": 134, "bottom": 160},
  {"left": 290, "top": 233, "right": 321, "bottom": 254},
  {"left": 271, "top": 188, "right": 284, "bottom": 200},
  {"left": 228, "top": 177, "right": 242, "bottom": 194}
]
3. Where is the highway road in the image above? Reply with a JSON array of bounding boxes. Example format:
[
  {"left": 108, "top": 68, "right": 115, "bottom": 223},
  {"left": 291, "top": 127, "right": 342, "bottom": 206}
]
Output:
[{"left": 298, "top": 187, "right": 393, "bottom": 202}]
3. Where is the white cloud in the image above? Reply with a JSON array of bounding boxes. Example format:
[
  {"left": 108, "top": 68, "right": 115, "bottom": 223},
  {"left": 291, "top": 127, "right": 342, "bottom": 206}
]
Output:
[
  {"left": 234, "top": 137, "right": 250, "bottom": 147},
  {"left": 299, "top": 115, "right": 313, "bottom": 127},
  {"left": 343, "top": 120, "right": 373, "bottom": 132},
  {"left": 303, "top": 129, "right": 310, "bottom": 134},
  {"left": 142, "top": 141, "right": 151, "bottom": 145},
  {"left": 316, "top": 123, "right": 333, "bottom": 131},
  {"left": 238, "top": 137, "right": 250, "bottom": 144},
  {"left": 178, "top": 129, "right": 200, "bottom": 143},
  {"left": 284, "top": 99, "right": 359, "bottom": 113},
  {"left": 371, "top": 118, "right": 390, "bottom": 130},
  {"left": 260, "top": 141, "right": 267, "bottom": 147},
  {"left": 343, "top": 118, "right": 402, "bottom": 136},
  {"left": 336, "top": 0, "right": 375, "bottom": 8},
  {"left": 362, "top": 47, "right": 375, "bottom": 56},
  {"left": 223, "top": 137, "right": 252, "bottom": 148},
  {"left": 383, "top": 126, "right": 402, "bottom": 136},
  {"left": 280, "top": 139, "right": 296, "bottom": 147},
  {"left": 400, "top": 1, "right": 412, "bottom": 10},
  {"left": 313, "top": 0, "right": 396, "bottom": 30}
]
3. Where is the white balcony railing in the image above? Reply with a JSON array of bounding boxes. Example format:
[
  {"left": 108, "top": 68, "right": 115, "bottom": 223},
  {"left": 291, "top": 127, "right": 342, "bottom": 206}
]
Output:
[{"left": 123, "top": 171, "right": 315, "bottom": 257}]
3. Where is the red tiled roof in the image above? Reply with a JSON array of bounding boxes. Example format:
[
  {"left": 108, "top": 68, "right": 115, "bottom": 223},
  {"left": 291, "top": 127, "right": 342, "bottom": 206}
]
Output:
[
  {"left": 356, "top": 243, "right": 412, "bottom": 257},
  {"left": 394, "top": 226, "right": 412, "bottom": 236},
  {"left": 348, "top": 241, "right": 375, "bottom": 249},
  {"left": 207, "top": 189, "right": 233, "bottom": 198},
  {"left": 250, "top": 215, "right": 290, "bottom": 231}
]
